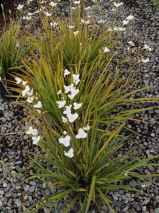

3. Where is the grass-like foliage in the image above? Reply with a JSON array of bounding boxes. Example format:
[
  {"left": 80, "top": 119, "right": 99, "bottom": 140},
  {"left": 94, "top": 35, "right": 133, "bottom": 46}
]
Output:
[
  {"left": 10, "top": 2, "right": 159, "bottom": 213},
  {"left": 0, "top": 20, "right": 29, "bottom": 80}
]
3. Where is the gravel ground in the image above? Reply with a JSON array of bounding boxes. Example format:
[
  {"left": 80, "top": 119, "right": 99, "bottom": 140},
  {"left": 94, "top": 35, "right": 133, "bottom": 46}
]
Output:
[{"left": 0, "top": 0, "right": 159, "bottom": 212}]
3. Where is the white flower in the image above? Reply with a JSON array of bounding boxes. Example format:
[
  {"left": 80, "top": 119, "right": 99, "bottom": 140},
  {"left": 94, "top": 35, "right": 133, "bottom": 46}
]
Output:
[
  {"left": 123, "top": 20, "right": 129, "bottom": 25},
  {"left": 27, "top": 89, "right": 33, "bottom": 96},
  {"left": 73, "top": 102, "right": 82, "bottom": 109},
  {"left": 33, "top": 101, "right": 42, "bottom": 108},
  {"left": 59, "top": 135, "right": 70, "bottom": 147},
  {"left": 22, "top": 81, "right": 27, "bottom": 85},
  {"left": 26, "top": 126, "right": 38, "bottom": 136},
  {"left": 83, "top": 124, "right": 90, "bottom": 131},
  {"left": 27, "top": 0, "right": 33, "bottom": 3},
  {"left": 76, "top": 128, "right": 87, "bottom": 139},
  {"left": 56, "top": 100, "right": 66, "bottom": 108},
  {"left": 112, "top": 8, "right": 116, "bottom": 11},
  {"left": 128, "top": 41, "right": 135, "bottom": 46},
  {"left": 84, "top": 6, "right": 91, "bottom": 10},
  {"left": 81, "top": 19, "right": 90, "bottom": 24},
  {"left": 73, "top": 31, "right": 79, "bottom": 35},
  {"left": 114, "top": 2, "right": 124, "bottom": 7},
  {"left": 32, "top": 136, "right": 41, "bottom": 144},
  {"left": 15, "top": 77, "right": 22, "bottom": 84},
  {"left": 143, "top": 44, "right": 152, "bottom": 51},
  {"left": 62, "top": 116, "right": 68, "bottom": 123},
  {"left": 125, "top": 172, "right": 128, "bottom": 176},
  {"left": 49, "top": 2, "right": 57, "bottom": 6},
  {"left": 27, "top": 96, "right": 34, "bottom": 103},
  {"left": 141, "top": 184, "right": 146, "bottom": 188},
  {"left": 36, "top": 109, "right": 41, "bottom": 113},
  {"left": 63, "top": 131, "right": 67, "bottom": 135},
  {"left": 68, "top": 88, "right": 79, "bottom": 99},
  {"left": 69, "top": 25, "right": 75, "bottom": 28},
  {"left": 45, "top": 12, "right": 52, "bottom": 16},
  {"left": 142, "top": 58, "right": 149, "bottom": 63},
  {"left": 118, "top": 27, "right": 126, "bottom": 31},
  {"left": 24, "top": 16, "right": 32, "bottom": 20},
  {"left": 64, "top": 84, "right": 74, "bottom": 93},
  {"left": 73, "top": 74, "right": 80, "bottom": 85},
  {"left": 98, "top": 19, "right": 105, "bottom": 24},
  {"left": 57, "top": 90, "right": 61, "bottom": 94},
  {"left": 67, "top": 112, "right": 78, "bottom": 122},
  {"left": 64, "top": 148, "right": 74, "bottom": 158},
  {"left": 50, "top": 22, "right": 58, "bottom": 27},
  {"left": 63, "top": 105, "right": 72, "bottom": 114},
  {"left": 126, "top": 15, "right": 134, "bottom": 20},
  {"left": 64, "top": 69, "right": 70, "bottom": 76},
  {"left": 73, "top": 1, "right": 80, "bottom": 4},
  {"left": 22, "top": 85, "right": 30, "bottom": 96},
  {"left": 28, "top": 12, "right": 34, "bottom": 16},
  {"left": 17, "top": 4, "right": 24, "bottom": 10},
  {"left": 104, "top": 47, "right": 110, "bottom": 53}
]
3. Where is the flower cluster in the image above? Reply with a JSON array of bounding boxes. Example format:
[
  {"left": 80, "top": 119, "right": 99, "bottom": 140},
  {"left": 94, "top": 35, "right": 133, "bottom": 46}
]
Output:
[
  {"left": 15, "top": 77, "right": 42, "bottom": 113},
  {"left": 26, "top": 126, "right": 41, "bottom": 144},
  {"left": 56, "top": 69, "right": 90, "bottom": 158}
]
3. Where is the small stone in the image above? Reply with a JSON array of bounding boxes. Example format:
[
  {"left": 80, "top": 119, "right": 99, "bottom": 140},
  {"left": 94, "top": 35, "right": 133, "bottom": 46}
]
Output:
[
  {"left": 112, "top": 194, "right": 118, "bottom": 201},
  {"left": 136, "top": 205, "right": 141, "bottom": 211},
  {"left": 145, "top": 182, "right": 152, "bottom": 188},
  {"left": 7, "top": 198, "right": 12, "bottom": 206},
  {"left": 16, "top": 186, "right": 21, "bottom": 189},
  {"left": 150, "top": 133, "right": 155, "bottom": 137},
  {"left": 156, "top": 170, "right": 159, "bottom": 174},
  {"left": 29, "top": 185, "right": 36, "bottom": 193},
  {"left": 142, "top": 206, "right": 147, "bottom": 211},
  {"left": 147, "top": 165, "right": 155, "bottom": 172},
  {"left": 23, "top": 135, "right": 29, "bottom": 140},
  {"left": 24, "top": 185, "right": 30, "bottom": 191},
  {"left": 123, "top": 206, "right": 129, "bottom": 212},
  {"left": 45, "top": 189, "right": 51, "bottom": 196},
  {"left": 15, "top": 198, "right": 22, "bottom": 207},
  {"left": 119, "top": 190, "right": 124, "bottom": 195},
  {"left": 3, "top": 183, "right": 8, "bottom": 187},
  {"left": 148, "top": 154, "right": 153, "bottom": 158},
  {"left": 15, "top": 161, "right": 22, "bottom": 165}
]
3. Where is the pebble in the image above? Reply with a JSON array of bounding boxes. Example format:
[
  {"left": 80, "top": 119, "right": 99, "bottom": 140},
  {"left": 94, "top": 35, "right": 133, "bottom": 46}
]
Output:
[
  {"left": 112, "top": 194, "right": 118, "bottom": 201},
  {"left": 15, "top": 198, "right": 22, "bottom": 207},
  {"left": 29, "top": 185, "right": 36, "bottom": 193},
  {"left": 147, "top": 165, "right": 155, "bottom": 172}
]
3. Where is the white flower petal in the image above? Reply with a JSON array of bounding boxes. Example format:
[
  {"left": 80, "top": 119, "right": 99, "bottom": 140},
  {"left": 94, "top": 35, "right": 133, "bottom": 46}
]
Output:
[
  {"left": 64, "top": 69, "right": 70, "bottom": 76},
  {"left": 67, "top": 113, "right": 78, "bottom": 122},
  {"left": 56, "top": 100, "right": 66, "bottom": 108},
  {"left": 83, "top": 124, "right": 90, "bottom": 131},
  {"left": 59, "top": 135, "right": 70, "bottom": 147},
  {"left": 62, "top": 116, "right": 68, "bottom": 123},
  {"left": 33, "top": 101, "right": 42, "bottom": 108},
  {"left": 126, "top": 15, "right": 134, "bottom": 20},
  {"left": 15, "top": 77, "right": 22, "bottom": 84},
  {"left": 64, "top": 148, "right": 74, "bottom": 158},
  {"left": 104, "top": 47, "right": 110, "bottom": 53},
  {"left": 73, "top": 102, "right": 82, "bottom": 110},
  {"left": 114, "top": 2, "right": 124, "bottom": 7},
  {"left": 76, "top": 128, "right": 87, "bottom": 139},
  {"left": 49, "top": 2, "right": 57, "bottom": 6},
  {"left": 73, "top": 31, "right": 79, "bottom": 35},
  {"left": 123, "top": 20, "right": 129, "bottom": 25},
  {"left": 32, "top": 136, "right": 41, "bottom": 144}
]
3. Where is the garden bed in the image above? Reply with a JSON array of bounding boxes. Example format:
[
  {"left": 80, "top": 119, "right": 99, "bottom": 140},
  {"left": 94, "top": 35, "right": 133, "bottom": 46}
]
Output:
[{"left": 0, "top": 0, "right": 159, "bottom": 213}]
